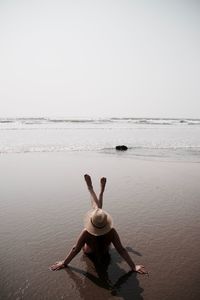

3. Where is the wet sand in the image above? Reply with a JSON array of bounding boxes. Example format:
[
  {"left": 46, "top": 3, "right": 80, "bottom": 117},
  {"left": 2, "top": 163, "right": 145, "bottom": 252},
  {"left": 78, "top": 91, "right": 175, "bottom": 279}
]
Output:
[{"left": 0, "top": 152, "right": 200, "bottom": 300}]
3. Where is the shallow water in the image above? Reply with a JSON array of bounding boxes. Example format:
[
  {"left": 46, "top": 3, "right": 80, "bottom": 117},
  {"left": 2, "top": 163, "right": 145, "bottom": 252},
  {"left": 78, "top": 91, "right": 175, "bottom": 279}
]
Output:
[{"left": 0, "top": 152, "right": 200, "bottom": 299}]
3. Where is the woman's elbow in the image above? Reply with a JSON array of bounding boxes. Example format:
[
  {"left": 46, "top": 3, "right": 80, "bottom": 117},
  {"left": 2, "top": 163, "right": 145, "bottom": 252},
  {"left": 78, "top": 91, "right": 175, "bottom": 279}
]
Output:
[{"left": 117, "top": 246, "right": 126, "bottom": 255}]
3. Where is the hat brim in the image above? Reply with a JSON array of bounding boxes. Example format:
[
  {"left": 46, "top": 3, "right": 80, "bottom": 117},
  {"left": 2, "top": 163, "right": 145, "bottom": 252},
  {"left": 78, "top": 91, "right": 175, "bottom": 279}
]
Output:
[{"left": 84, "top": 209, "right": 113, "bottom": 236}]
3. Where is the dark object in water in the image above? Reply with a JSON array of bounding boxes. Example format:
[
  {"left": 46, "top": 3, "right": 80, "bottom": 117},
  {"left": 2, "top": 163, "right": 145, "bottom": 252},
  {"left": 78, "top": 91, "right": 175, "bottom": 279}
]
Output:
[{"left": 115, "top": 145, "right": 128, "bottom": 151}]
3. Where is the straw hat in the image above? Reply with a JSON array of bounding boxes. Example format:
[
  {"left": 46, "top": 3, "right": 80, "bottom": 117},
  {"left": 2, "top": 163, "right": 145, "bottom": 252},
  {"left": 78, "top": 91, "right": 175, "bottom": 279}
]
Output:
[{"left": 84, "top": 208, "right": 113, "bottom": 236}]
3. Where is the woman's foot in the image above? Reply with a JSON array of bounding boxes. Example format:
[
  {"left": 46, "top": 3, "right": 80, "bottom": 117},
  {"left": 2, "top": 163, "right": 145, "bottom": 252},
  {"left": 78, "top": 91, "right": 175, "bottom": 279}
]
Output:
[
  {"left": 100, "top": 177, "right": 107, "bottom": 193},
  {"left": 84, "top": 174, "right": 93, "bottom": 190}
]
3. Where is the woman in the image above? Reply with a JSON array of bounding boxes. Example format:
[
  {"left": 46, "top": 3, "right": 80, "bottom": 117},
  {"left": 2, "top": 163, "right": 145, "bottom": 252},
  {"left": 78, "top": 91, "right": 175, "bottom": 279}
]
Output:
[{"left": 50, "top": 175, "right": 147, "bottom": 275}]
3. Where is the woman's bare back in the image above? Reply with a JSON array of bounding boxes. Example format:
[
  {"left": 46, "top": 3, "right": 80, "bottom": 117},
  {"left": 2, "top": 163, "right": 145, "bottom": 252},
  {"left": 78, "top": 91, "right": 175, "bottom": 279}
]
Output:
[{"left": 83, "top": 228, "right": 114, "bottom": 255}]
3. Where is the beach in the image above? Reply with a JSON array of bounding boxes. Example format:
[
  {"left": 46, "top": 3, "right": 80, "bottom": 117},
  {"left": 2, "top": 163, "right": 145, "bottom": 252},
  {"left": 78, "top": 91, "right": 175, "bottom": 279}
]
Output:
[
  {"left": 1, "top": 0, "right": 200, "bottom": 297},
  {"left": 1, "top": 151, "right": 200, "bottom": 300}
]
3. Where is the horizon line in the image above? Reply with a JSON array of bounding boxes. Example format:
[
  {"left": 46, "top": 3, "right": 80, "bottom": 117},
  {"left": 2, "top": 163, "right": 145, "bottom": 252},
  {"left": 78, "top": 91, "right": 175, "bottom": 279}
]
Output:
[{"left": 0, "top": 115, "right": 200, "bottom": 120}]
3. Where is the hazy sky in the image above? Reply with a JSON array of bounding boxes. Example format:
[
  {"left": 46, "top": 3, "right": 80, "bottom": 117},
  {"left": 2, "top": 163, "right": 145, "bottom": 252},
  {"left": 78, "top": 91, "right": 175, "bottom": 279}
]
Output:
[{"left": 0, "top": 0, "right": 200, "bottom": 118}]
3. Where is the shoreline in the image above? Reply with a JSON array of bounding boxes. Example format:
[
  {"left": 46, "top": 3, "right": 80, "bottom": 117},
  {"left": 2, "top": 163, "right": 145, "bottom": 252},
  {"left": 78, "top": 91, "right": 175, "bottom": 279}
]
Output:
[{"left": 1, "top": 148, "right": 200, "bottom": 163}]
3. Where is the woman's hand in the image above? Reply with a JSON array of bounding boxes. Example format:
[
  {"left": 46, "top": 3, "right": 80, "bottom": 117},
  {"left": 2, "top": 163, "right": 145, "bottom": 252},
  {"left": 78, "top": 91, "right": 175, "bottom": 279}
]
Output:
[
  {"left": 133, "top": 265, "right": 148, "bottom": 275},
  {"left": 50, "top": 261, "right": 66, "bottom": 271}
]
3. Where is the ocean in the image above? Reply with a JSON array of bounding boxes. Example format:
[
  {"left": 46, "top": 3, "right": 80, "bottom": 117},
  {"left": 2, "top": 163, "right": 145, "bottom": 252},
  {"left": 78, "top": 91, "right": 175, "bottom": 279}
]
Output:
[{"left": 1, "top": 117, "right": 200, "bottom": 161}]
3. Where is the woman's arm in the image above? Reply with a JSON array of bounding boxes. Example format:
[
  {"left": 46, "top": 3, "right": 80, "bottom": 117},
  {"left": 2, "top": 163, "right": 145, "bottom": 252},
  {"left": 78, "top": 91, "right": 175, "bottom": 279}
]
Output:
[
  {"left": 111, "top": 228, "right": 147, "bottom": 274},
  {"left": 50, "top": 229, "right": 87, "bottom": 271}
]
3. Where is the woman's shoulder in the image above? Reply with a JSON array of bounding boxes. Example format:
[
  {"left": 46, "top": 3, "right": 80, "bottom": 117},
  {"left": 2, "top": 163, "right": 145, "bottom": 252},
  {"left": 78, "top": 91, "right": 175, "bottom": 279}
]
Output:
[
  {"left": 82, "top": 229, "right": 96, "bottom": 240},
  {"left": 82, "top": 228, "right": 90, "bottom": 236},
  {"left": 108, "top": 227, "right": 121, "bottom": 241},
  {"left": 81, "top": 228, "right": 117, "bottom": 239},
  {"left": 109, "top": 227, "right": 116, "bottom": 235},
  {"left": 105, "top": 227, "right": 116, "bottom": 239}
]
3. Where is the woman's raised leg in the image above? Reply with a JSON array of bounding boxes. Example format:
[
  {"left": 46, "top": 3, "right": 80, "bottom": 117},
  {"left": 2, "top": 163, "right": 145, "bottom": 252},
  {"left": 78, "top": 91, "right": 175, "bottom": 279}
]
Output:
[
  {"left": 84, "top": 174, "right": 99, "bottom": 209},
  {"left": 98, "top": 177, "right": 107, "bottom": 209}
]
